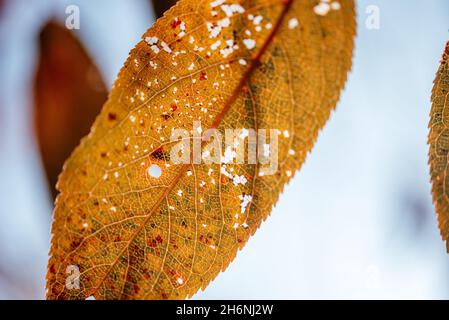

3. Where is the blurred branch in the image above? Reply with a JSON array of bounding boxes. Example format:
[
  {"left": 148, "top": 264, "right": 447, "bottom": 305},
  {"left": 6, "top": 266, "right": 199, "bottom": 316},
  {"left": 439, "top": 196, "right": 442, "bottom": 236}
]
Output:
[
  {"left": 151, "top": 0, "right": 178, "bottom": 18},
  {"left": 0, "top": 0, "right": 5, "bottom": 17}
]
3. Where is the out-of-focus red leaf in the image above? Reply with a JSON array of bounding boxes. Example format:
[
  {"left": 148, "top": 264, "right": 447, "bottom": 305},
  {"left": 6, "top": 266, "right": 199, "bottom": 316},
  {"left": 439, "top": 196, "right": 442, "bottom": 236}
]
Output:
[
  {"left": 34, "top": 21, "right": 107, "bottom": 199},
  {"left": 151, "top": 0, "right": 178, "bottom": 18}
]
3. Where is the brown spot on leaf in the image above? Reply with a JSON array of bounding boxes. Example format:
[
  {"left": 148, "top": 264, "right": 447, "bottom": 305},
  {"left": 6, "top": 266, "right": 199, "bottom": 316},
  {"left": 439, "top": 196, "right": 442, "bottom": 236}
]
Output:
[{"left": 108, "top": 112, "right": 117, "bottom": 121}]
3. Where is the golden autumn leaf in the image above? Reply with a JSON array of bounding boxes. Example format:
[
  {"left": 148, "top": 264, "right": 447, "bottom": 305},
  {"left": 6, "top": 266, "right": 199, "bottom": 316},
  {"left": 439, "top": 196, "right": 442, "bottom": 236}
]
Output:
[
  {"left": 47, "top": 0, "right": 355, "bottom": 299},
  {"left": 429, "top": 41, "right": 449, "bottom": 250},
  {"left": 34, "top": 21, "right": 107, "bottom": 199}
]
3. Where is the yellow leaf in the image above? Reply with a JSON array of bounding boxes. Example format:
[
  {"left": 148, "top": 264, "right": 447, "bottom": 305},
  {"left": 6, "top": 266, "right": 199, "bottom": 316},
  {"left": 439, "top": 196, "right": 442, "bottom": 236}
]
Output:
[
  {"left": 34, "top": 21, "right": 107, "bottom": 200},
  {"left": 47, "top": 0, "right": 355, "bottom": 299},
  {"left": 429, "top": 41, "right": 449, "bottom": 250}
]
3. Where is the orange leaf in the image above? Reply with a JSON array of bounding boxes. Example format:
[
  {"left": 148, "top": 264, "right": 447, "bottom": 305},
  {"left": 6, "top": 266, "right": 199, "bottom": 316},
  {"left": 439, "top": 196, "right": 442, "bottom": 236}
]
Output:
[
  {"left": 47, "top": 0, "right": 355, "bottom": 299},
  {"left": 34, "top": 21, "right": 107, "bottom": 199},
  {"left": 429, "top": 41, "right": 449, "bottom": 250}
]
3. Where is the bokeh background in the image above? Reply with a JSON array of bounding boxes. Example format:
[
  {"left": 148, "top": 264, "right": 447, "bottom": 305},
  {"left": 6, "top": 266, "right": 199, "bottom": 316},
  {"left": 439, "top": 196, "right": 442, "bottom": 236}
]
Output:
[{"left": 0, "top": 0, "right": 448, "bottom": 299}]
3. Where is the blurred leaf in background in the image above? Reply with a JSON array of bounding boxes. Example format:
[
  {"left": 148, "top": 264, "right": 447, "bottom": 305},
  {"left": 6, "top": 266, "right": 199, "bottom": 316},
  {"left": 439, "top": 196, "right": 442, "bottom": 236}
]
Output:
[
  {"left": 34, "top": 21, "right": 107, "bottom": 200},
  {"left": 151, "top": 0, "right": 177, "bottom": 18}
]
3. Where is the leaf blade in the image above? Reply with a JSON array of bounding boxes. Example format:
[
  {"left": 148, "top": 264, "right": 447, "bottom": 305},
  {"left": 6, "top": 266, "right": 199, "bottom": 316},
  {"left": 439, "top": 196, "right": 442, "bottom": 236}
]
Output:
[
  {"left": 47, "top": 0, "right": 355, "bottom": 299},
  {"left": 429, "top": 41, "right": 449, "bottom": 250}
]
